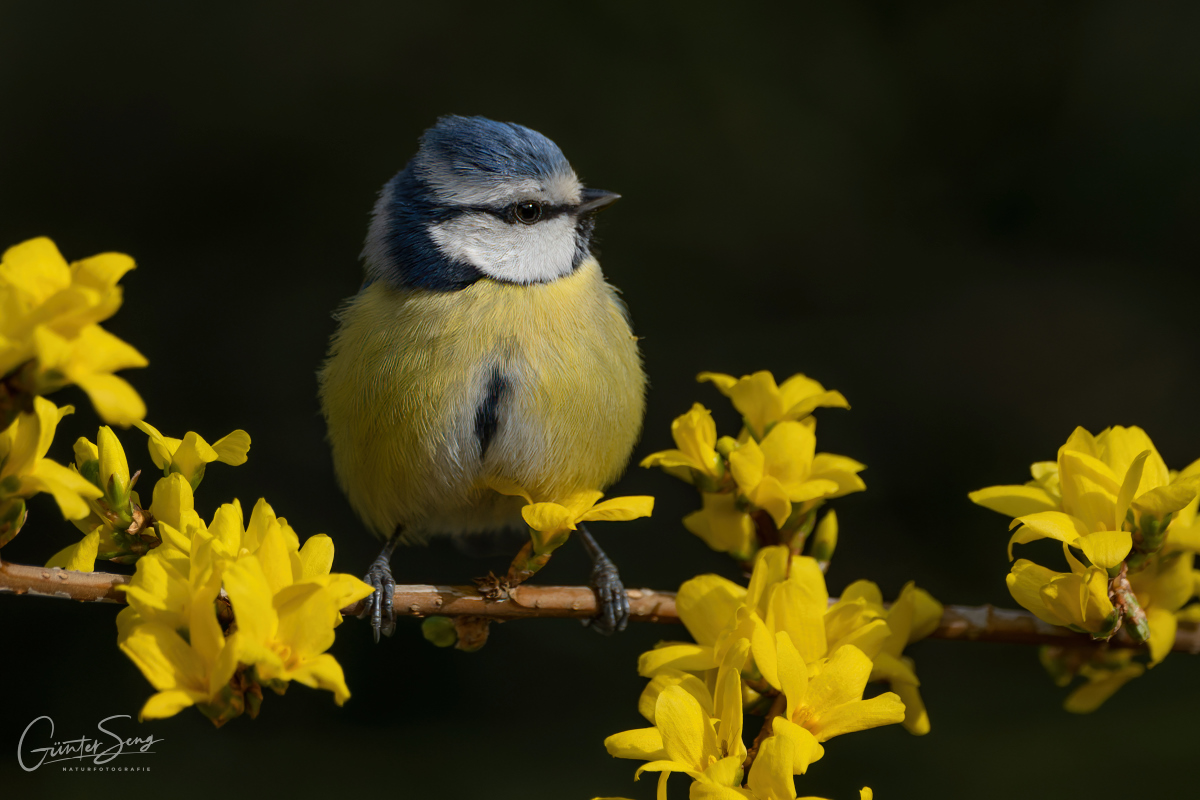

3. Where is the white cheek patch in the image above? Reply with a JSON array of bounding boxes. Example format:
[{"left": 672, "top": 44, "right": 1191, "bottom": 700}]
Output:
[{"left": 429, "top": 213, "right": 578, "bottom": 284}]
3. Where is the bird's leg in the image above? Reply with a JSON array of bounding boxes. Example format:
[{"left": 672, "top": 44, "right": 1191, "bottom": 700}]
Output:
[
  {"left": 578, "top": 523, "right": 629, "bottom": 635},
  {"left": 358, "top": 530, "right": 400, "bottom": 643}
]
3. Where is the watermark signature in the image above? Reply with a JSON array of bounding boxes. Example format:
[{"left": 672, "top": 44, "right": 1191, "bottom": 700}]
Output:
[{"left": 18, "top": 715, "right": 163, "bottom": 772}]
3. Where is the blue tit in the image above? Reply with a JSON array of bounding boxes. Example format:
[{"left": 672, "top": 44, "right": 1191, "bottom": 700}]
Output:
[{"left": 319, "top": 115, "right": 646, "bottom": 639}]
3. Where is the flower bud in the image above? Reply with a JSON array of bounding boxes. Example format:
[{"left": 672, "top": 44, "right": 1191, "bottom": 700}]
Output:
[
  {"left": 0, "top": 497, "right": 27, "bottom": 548},
  {"left": 422, "top": 616, "right": 457, "bottom": 648},
  {"left": 73, "top": 436, "right": 99, "bottom": 473},
  {"left": 811, "top": 510, "right": 838, "bottom": 562},
  {"left": 97, "top": 426, "right": 132, "bottom": 527}
]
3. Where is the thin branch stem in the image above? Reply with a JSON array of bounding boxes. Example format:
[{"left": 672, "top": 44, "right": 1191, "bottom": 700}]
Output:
[
  {"left": 743, "top": 691, "right": 787, "bottom": 769},
  {"left": 2, "top": 560, "right": 1198, "bottom": 653}
]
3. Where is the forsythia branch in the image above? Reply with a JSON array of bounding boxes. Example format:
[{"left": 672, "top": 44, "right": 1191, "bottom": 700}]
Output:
[{"left": 2, "top": 560, "right": 1199, "bottom": 653}]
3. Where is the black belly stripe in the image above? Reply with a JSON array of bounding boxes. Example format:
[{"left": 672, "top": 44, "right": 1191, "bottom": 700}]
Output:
[{"left": 474, "top": 366, "right": 508, "bottom": 460}]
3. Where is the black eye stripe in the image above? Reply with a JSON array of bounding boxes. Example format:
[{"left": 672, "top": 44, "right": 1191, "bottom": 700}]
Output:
[{"left": 455, "top": 202, "right": 575, "bottom": 224}]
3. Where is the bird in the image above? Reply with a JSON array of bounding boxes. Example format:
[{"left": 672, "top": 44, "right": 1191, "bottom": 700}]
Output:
[{"left": 318, "top": 115, "right": 646, "bottom": 640}]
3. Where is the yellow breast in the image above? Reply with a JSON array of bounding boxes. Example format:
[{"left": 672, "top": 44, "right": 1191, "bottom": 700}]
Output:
[{"left": 318, "top": 258, "right": 646, "bottom": 539}]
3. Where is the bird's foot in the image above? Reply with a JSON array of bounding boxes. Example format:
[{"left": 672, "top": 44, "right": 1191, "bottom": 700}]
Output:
[
  {"left": 584, "top": 555, "right": 629, "bottom": 635},
  {"left": 358, "top": 547, "right": 396, "bottom": 643}
]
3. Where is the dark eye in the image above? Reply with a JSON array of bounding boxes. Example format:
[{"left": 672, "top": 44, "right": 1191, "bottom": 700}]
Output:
[{"left": 514, "top": 201, "right": 543, "bottom": 224}]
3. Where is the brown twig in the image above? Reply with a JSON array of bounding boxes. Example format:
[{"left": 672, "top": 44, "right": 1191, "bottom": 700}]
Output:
[
  {"left": 743, "top": 690, "right": 787, "bottom": 769},
  {"left": 2, "top": 560, "right": 1199, "bottom": 653}
]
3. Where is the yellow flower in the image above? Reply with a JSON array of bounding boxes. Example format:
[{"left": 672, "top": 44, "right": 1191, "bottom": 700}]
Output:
[
  {"left": 0, "top": 236, "right": 146, "bottom": 425},
  {"left": 119, "top": 505, "right": 371, "bottom": 723},
  {"left": 1006, "top": 554, "right": 1117, "bottom": 636},
  {"left": 809, "top": 510, "right": 838, "bottom": 563},
  {"left": 642, "top": 548, "right": 897, "bottom": 701},
  {"left": 223, "top": 555, "right": 371, "bottom": 706},
  {"left": 972, "top": 426, "right": 1198, "bottom": 569},
  {"left": 117, "top": 490, "right": 372, "bottom": 723},
  {"left": 119, "top": 572, "right": 241, "bottom": 721},
  {"left": 0, "top": 397, "right": 101, "bottom": 534},
  {"left": 772, "top": 635, "right": 906, "bottom": 743},
  {"left": 1129, "top": 549, "right": 1195, "bottom": 665},
  {"left": 608, "top": 645, "right": 819, "bottom": 800},
  {"left": 728, "top": 421, "right": 865, "bottom": 529},
  {"left": 135, "top": 420, "right": 250, "bottom": 491},
  {"left": 641, "top": 403, "right": 725, "bottom": 488},
  {"left": 45, "top": 527, "right": 102, "bottom": 571},
  {"left": 1042, "top": 648, "right": 1146, "bottom": 714},
  {"left": 118, "top": 520, "right": 218, "bottom": 637},
  {"left": 698, "top": 371, "right": 849, "bottom": 441},
  {"left": 684, "top": 493, "right": 756, "bottom": 560},
  {"left": 54, "top": 425, "right": 149, "bottom": 567},
  {"left": 638, "top": 571, "right": 746, "bottom": 678},
  {"left": 489, "top": 478, "right": 653, "bottom": 555},
  {"left": 150, "top": 472, "right": 206, "bottom": 537},
  {"left": 830, "top": 580, "right": 941, "bottom": 735}
]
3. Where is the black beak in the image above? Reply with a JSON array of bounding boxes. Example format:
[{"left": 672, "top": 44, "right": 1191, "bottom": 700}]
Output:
[{"left": 576, "top": 188, "right": 621, "bottom": 215}]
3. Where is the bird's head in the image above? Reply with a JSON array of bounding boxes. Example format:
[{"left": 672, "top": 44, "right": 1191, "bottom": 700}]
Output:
[{"left": 363, "top": 115, "right": 620, "bottom": 290}]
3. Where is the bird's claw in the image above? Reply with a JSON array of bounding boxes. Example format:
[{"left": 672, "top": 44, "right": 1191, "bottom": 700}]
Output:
[
  {"left": 584, "top": 557, "right": 629, "bottom": 635},
  {"left": 358, "top": 551, "right": 396, "bottom": 643}
]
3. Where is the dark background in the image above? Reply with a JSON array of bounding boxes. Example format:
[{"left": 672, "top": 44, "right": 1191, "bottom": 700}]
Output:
[{"left": 3, "top": 1, "right": 1199, "bottom": 797}]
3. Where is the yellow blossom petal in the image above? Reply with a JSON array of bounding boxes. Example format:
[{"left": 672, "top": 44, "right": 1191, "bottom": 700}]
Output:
[
  {"left": 770, "top": 717, "right": 825, "bottom": 775},
  {"left": 71, "top": 363, "right": 146, "bottom": 426},
  {"left": 729, "top": 437, "right": 766, "bottom": 493},
  {"left": 1145, "top": 606, "right": 1177, "bottom": 667},
  {"left": 605, "top": 727, "right": 669, "bottom": 761},
  {"left": 1076, "top": 530, "right": 1132, "bottom": 570},
  {"left": 150, "top": 472, "right": 202, "bottom": 533},
  {"left": 140, "top": 689, "right": 205, "bottom": 721},
  {"left": 1099, "top": 426, "right": 1169, "bottom": 496},
  {"left": 655, "top": 685, "right": 718, "bottom": 773},
  {"left": 808, "top": 692, "right": 906, "bottom": 742},
  {"left": 676, "top": 574, "right": 747, "bottom": 646},
  {"left": 45, "top": 526, "right": 100, "bottom": 571},
  {"left": 561, "top": 489, "right": 606, "bottom": 519},
  {"left": 1133, "top": 483, "right": 1198, "bottom": 520},
  {"left": 133, "top": 420, "right": 172, "bottom": 471},
  {"left": 485, "top": 476, "right": 534, "bottom": 505},
  {"left": 287, "top": 652, "right": 353, "bottom": 706},
  {"left": 684, "top": 493, "right": 756, "bottom": 558},
  {"left": 638, "top": 644, "right": 718, "bottom": 677},
  {"left": 747, "top": 475, "right": 793, "bottom": 529},
  {"left": 580, "top": 495, "right": 655, "bottom": 523},
  {"left": 638, "top": 670, "right": 715, "bottom": 723},
  {"left": 696, "top": 371, "right": 738, "bottom": 393},
  {"left": 211, "top": 430, "right": 251, "bottom": 465},
  {"left": 1113, "top": 450, "right": 1149, "bottom": 533},
  {"left": 28, "top": 458, "right": 103, "bottom": 519},
  {"left": 1007, "top": 511, "right": 1090, "bottom": 559},
  {"left": 257, "top": 519, "right": 296, "bottom": 595},
  {"left": 746, "top": 733, "right": 797, "bottom": 800},
  {"left": 522, "top": 502, "right": 576, "bottom": 534},
  {"left": 968, "top": 485, "right": 1060, "bottom": 517},
  {"left": 776, "top": 631, "right": 808, "bottom": 722},
  {"left": 299, "top": 534, "right": 335, "bottom": 579},
  {"left": 802, "top": 645, "right": 873, "bottom": 720},
  {"left": 1058, "top": 450, "right": 1119, "bottom": 532},
  {"left": 1063, "top": 663, "right": 1144, "bottom": 713},
  {"left": 119, "top": 622, "right": 208, "bottom": 694},
  {"left": 893, "top": 680, "right": 930, "bottom": 735},
  {"left": 171, "top": 431, "right": 219, "bottom": 485}
]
